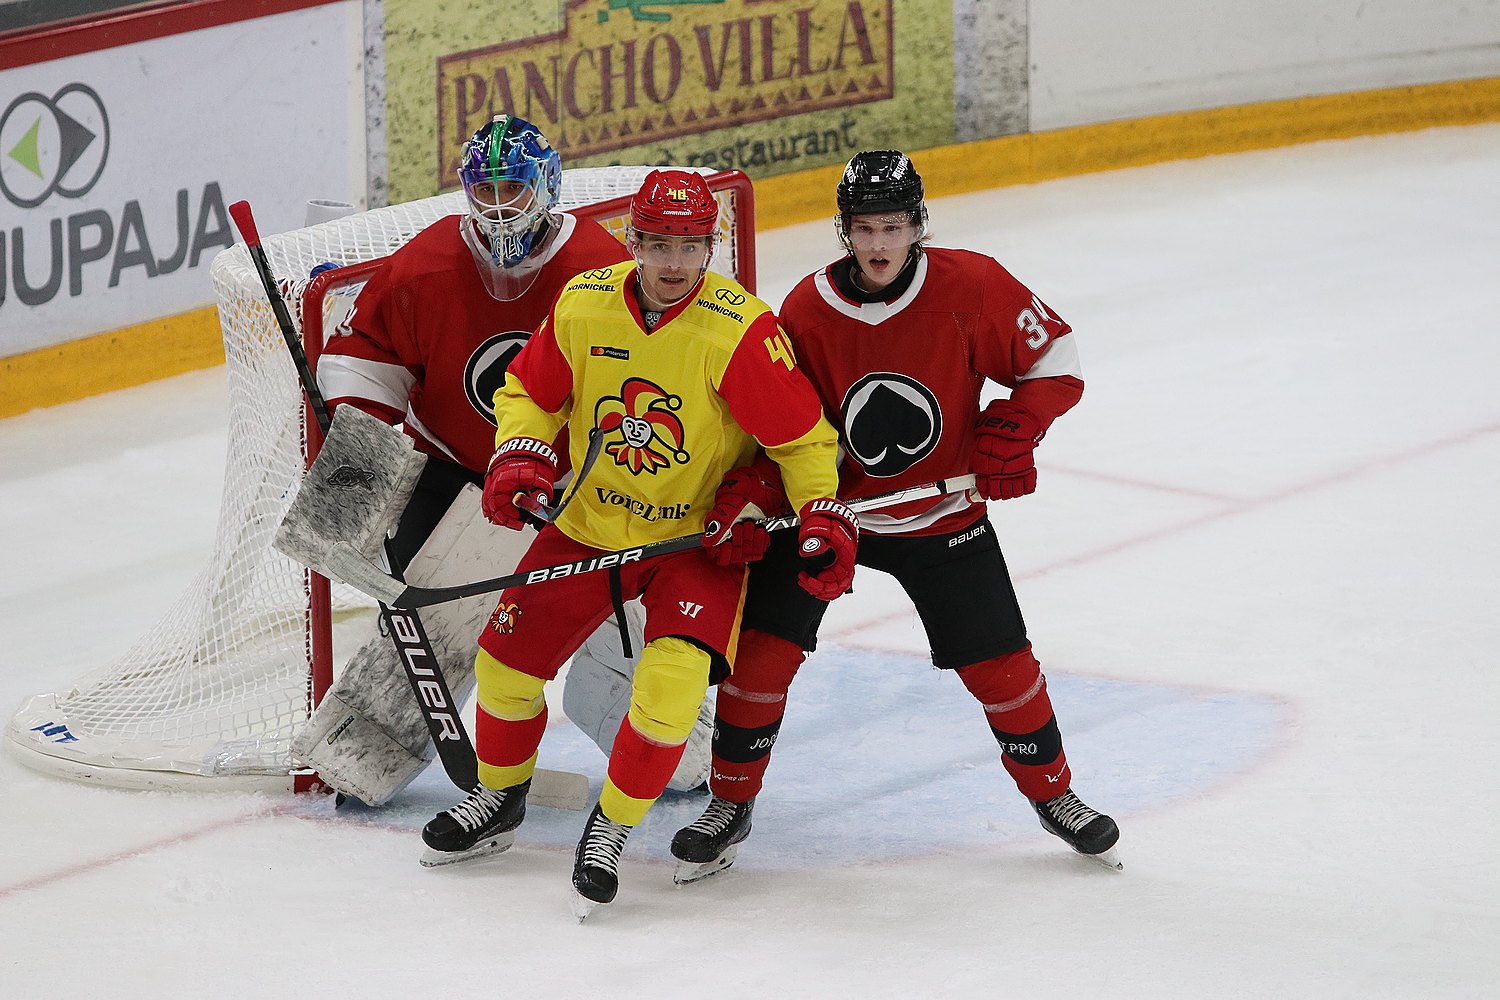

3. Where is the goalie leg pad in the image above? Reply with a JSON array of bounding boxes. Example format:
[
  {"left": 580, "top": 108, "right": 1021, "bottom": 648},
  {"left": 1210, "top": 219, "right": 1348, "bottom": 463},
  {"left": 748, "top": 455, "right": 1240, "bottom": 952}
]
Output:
[
  {"left": 292, "top": 631, "right": 470, "bottom": 805},
  {"left": 562, "top": 602, "right": 643, "bottom": 754},
  {"left": 667, "top": 696, "right": 714, "bottom": 793},
  {"left": 293, "top": 486, "right": 528, "bottom": 805},
  {"left": 294, "top": 689, "right": 433, "bottom": 805}
]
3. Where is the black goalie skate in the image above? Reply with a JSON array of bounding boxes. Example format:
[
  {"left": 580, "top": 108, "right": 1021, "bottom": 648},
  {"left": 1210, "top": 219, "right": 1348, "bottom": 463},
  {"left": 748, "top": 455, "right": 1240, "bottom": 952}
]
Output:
[
  {"left": 419, "top": 779, "right": 529, "bottom": 868},
  {"left": 571, "top": 804, "right": 635, "bottom": 921},
  {"left": 1033, "top": 789, "right": 1122, "bottom": 870},
  {"left": 670, "top": 796, "right": 754, "bottom": 884}
]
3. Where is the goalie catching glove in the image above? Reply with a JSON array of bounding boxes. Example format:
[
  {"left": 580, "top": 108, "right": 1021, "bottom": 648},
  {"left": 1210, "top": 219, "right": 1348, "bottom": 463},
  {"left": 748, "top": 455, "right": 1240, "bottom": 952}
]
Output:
[
  {"left": 796, "top": 498, "right": 858, "bottom": 600},
  {"left": 700, "top": 461, "right": 789, "bottom": 566},
  {"left": 972, "top": 400, "right": 1042, "bottom": 500},
  {"left": 482, "top": 437, "right": 558, "bottom": 529}
]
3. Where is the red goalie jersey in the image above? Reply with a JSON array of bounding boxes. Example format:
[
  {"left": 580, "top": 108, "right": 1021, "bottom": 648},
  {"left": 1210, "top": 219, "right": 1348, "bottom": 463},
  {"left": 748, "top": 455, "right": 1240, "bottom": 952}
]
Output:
[
  {"left": 316, "top": 214, "right": 631, "bottom": 473},
  {"left": 779, "top": 247, "right": 1085, "bottom": 536}
]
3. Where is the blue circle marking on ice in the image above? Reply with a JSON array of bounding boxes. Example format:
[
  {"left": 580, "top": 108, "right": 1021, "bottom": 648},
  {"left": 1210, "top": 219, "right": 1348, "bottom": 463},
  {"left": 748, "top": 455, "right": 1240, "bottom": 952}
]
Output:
[{"left": 380, "top": 646, "right": 1286, "bottom": 869}]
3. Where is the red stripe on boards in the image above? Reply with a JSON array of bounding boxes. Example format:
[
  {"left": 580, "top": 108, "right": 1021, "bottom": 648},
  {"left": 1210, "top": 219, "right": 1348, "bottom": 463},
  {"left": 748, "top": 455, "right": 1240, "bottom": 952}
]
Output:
[{"left": 0, "top": 0, "right": 342, "bottom": 69}]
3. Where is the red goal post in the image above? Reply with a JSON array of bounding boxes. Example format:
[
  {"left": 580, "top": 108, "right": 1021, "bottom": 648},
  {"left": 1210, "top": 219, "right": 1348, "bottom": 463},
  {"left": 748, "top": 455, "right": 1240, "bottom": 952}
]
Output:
[{"left": 4, "top": 167, "right": 755, "bottom": 793}]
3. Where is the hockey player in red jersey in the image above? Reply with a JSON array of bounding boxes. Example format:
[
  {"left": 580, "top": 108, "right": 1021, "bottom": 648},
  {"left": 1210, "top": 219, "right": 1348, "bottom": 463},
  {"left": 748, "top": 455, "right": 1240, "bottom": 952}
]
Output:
[
  {"left": 418, "top": 169, "right": 851, "bottom": 917},
  {"left": 295, "top": 116, "right": 711, "bottom": 806},
  {"left": 671, "top": 150, "right": 1121, "bottom": 881},
  {"left": 317, "top": 113, "right": 630, "bottom": 536}
]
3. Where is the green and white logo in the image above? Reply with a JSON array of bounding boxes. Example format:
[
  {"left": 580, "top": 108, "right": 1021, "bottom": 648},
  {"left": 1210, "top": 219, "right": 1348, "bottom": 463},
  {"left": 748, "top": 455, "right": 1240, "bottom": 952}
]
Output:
[{"left": 1, "top": 83, "right": 110, "bottom": 209}]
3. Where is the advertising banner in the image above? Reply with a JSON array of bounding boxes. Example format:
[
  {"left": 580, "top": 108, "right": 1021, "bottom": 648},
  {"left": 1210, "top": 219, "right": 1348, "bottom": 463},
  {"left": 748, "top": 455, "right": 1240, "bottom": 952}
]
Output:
[
  {"left": 382, "top": 0, "right": 1015, "bottom": 203},
  {"left": 0, "top": 4, "right": 362, "bottom": 358}
]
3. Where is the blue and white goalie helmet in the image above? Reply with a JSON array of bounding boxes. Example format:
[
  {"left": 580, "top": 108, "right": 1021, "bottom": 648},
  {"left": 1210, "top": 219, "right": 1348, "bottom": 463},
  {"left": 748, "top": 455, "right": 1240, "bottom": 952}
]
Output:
[{"left": 458, "top": 114, "right": 563, "bottom": 300}]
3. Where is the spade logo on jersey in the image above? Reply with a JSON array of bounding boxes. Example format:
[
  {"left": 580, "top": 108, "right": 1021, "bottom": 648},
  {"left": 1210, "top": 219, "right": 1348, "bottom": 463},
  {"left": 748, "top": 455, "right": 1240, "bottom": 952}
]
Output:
[
  {"left": 464, "top": 330, "right": 531, "bottom": 425},
  {"left": 841, "top": 372, "right": 943, "bottom": 477},
  {"left": 594, "top": 377, "right": 689, "bottom": 475}
]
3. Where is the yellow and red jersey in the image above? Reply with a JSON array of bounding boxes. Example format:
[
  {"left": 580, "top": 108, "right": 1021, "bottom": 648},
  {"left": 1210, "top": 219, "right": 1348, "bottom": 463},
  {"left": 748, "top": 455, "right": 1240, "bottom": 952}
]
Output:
[{"left": 495, "top": 262, "right": 839, "bottom": 550}]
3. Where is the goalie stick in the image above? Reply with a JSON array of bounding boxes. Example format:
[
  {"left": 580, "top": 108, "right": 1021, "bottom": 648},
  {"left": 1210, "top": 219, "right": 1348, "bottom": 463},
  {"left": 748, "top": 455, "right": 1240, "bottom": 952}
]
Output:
[
  {"left": 326, "top": 474, "right": 979, "bottom": 609},
  {"left": 227, "top": 200, "right": 587, "bottom": 810}
]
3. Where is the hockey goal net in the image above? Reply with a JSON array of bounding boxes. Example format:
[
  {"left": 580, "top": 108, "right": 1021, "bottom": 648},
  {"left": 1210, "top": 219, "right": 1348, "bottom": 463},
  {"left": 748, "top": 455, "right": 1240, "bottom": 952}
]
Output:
[{"left": 6, "top": 167, "right": 756, "bottom": 791}]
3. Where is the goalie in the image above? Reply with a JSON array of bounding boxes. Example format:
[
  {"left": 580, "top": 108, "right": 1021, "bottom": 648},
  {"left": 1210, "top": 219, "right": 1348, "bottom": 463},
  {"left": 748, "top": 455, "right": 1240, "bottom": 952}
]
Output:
[{"left": 290, "top": 115, "right": 712, "bottom": 805}]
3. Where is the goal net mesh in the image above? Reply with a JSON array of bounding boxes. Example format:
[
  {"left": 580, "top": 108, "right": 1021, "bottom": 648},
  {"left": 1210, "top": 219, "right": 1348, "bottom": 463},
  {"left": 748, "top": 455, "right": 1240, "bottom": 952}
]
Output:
[{"left": 6, "top": 167, "right": 752, "bottom": 789}]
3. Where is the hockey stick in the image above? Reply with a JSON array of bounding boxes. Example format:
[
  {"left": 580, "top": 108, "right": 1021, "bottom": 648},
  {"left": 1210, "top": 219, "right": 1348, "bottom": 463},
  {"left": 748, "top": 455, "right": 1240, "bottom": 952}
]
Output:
[
  {"left": 227, "top": 202, "right": 333, "bottom": 436},
  {"left": 228, "top": 201, "right": 587, "bottom": 810},
  {"left": 327, "top": 474, "right": 979, "bottom": 609},
  {"left": 522, "top": 428, "right": 605, "bottom": 525}
]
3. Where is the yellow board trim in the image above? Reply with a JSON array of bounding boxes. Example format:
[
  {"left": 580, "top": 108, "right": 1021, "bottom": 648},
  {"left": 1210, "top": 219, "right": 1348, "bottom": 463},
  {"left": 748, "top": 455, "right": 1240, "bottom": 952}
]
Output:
[
  {"left": 5, "top": 76, "right": 1497, "bottom": 418},
  {"left": 755, "top": 75, "right": 1500, "bottom": 230},
  {"left": 1, "top": 305, "right": 224, "bottom": 419}
]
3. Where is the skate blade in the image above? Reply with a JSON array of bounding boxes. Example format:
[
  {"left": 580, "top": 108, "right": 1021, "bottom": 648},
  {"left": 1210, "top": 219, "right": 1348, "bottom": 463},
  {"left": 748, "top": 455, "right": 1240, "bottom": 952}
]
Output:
[
  {"left": 673, "top": 845, "right": 738, "bottom": 885},
  {"left": 1078, "top": 844, "right": 1123, "bottom": 871},
  {"left": 418, "top": 831, "right": 516, "bottom": 868},
  {"left": 571, "top": 890, "right": 608, "bottom": 922}
]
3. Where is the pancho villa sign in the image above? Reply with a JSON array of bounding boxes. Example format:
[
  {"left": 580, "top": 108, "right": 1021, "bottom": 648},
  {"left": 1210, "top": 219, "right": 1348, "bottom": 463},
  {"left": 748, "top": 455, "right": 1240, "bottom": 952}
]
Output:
[{"left": 434, "top": 0, "right": 892, "bottom": 188}]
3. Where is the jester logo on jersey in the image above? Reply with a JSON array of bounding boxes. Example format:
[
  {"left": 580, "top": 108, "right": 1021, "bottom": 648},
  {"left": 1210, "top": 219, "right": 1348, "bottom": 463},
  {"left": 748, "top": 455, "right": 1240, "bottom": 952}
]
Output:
[
  {"left": 488, "top": 601, "right": 522, "bottom": 634},
  {"left": 594, "top": 378, "right": 689, "bottom": 475}
]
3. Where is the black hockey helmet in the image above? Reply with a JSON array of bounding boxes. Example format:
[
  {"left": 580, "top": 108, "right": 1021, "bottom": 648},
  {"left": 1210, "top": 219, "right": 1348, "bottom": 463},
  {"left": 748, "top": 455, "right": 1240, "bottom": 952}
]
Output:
[
  {"left": 836, "top": 150, "right": 924, "bottom": 217},
  {"left": 835, "top": 150, "right": 928, "bottom": 257}
]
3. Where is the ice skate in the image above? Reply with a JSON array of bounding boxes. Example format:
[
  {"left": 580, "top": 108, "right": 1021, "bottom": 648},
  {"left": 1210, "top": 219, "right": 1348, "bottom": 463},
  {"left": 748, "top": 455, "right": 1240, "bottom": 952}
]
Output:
[
  {"left": 419, "top": 779, "right": 529, "bottom": 867},
  {"left": 571, "top": 804, "right": 634, "bottom": 920},
  {"left": 1033, "top": 789, "right": 1122, "bottom": 870},
  {"left": 670, "top": 796, "right": 754, "bottom": 884}
]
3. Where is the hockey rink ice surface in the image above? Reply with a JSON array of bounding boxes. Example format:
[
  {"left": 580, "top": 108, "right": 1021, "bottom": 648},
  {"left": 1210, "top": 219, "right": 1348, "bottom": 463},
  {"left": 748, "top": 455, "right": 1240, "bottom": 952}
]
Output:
[{"left": 2, "top": 124, "right": 1497, "bottom": 998}]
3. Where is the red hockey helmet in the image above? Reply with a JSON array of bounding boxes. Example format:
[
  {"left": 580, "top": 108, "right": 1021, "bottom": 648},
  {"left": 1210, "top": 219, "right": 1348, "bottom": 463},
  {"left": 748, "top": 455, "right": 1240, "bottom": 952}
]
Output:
[{"left": 629, "top": 169, "right": 719, "bottom": 237}]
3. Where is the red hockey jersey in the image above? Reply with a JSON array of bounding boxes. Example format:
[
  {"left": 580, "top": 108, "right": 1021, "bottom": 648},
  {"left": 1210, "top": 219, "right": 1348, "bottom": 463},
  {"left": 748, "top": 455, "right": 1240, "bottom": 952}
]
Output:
[
  {"left": 779, "top": 247, "right": 1085, "bottom": 536},
  {"left": 316, "top": 213, "right": 631, "bottom": 473}
]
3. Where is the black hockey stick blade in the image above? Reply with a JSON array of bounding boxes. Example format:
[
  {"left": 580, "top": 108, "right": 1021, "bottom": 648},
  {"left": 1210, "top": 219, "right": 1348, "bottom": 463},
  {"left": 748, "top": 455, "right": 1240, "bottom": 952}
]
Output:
[{"left": 327, "top": 475, "right": 978, "bottom": 609}]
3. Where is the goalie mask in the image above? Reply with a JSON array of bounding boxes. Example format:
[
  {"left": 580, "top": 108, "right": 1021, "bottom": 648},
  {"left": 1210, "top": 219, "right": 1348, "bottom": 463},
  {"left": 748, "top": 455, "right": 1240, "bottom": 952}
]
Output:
[
  {"left": 458, "top": 114, "right": 563, "bottom": 301},
  {"left": 834, "top": 150, "right": 929, "bottom": 260}
]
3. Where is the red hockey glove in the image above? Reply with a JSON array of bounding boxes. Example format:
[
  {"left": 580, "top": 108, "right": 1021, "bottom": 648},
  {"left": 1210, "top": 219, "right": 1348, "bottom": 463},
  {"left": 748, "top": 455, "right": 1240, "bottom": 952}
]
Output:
[
  {"left": 973, "top": 400, "right": 1043, "bottom": 501},
  {"left": 482, "top": 437, "right": 559, "bottom": 529},
  {"left": 701, "top": 463, "right": 789, "bottom": 566},
  {"left": 796, "top": 498, "right": 858, "bottom": 601}
]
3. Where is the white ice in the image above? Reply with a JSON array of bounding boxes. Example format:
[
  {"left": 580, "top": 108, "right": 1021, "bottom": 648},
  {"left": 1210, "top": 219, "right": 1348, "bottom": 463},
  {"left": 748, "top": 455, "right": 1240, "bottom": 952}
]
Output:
[{"left": 2, "top": 124, "right": 1497, "bottom": 998}]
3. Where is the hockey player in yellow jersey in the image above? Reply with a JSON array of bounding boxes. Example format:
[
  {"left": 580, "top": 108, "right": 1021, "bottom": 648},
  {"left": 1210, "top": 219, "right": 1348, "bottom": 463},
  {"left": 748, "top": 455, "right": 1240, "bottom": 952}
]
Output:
[{"left": 419, "top": 169, "right": 854, "bottom": 917}]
